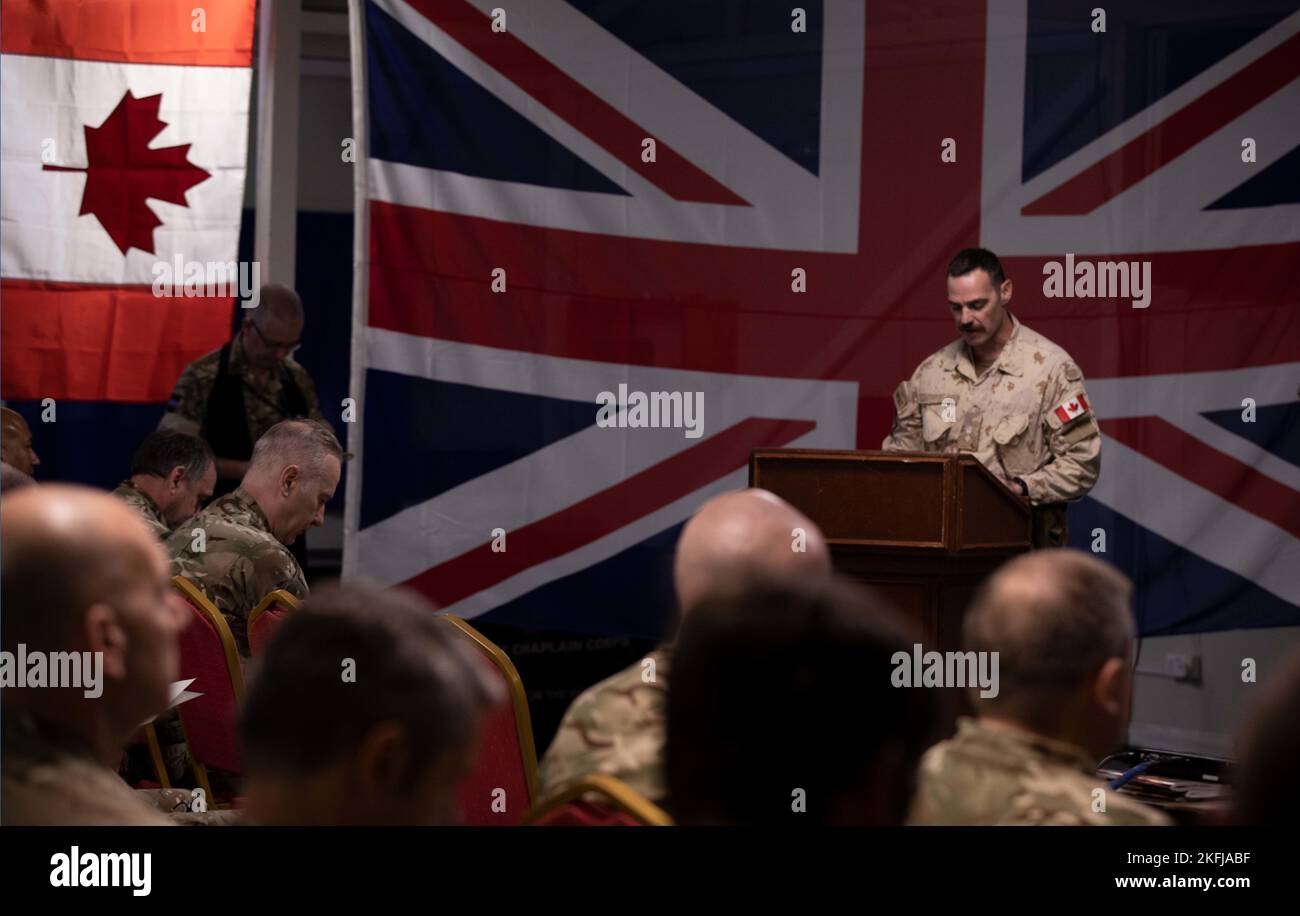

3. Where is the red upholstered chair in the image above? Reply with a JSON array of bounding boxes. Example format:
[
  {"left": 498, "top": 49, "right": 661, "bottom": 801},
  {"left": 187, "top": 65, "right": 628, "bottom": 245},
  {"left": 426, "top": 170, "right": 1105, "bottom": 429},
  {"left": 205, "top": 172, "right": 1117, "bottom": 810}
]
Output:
[
  {"left": 171, "top": 576, "right": 245, "bottom": 805},
  {"left": 247, "top": 588, "right": 300, "bottom": 656},
  {"left": 524, "top": 773, "right": 674, "bottom": 827},
  {"left": 437, "top": 615, "right": 539, "bottom": 825}
]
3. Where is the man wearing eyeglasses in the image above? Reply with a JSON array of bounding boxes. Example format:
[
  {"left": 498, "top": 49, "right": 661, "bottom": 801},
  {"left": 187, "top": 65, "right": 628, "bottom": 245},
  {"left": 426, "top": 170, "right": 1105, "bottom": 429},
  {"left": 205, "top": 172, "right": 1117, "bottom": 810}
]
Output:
[{"left": 159, "top": 284, "right": 325, "bottom": 498}]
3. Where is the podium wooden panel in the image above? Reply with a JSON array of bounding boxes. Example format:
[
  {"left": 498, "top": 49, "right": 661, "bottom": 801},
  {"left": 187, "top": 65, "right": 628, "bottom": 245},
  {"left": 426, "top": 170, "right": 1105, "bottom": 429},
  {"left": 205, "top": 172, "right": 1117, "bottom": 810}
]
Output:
[{"left": 749, "top": 448, "right": 1032, "bottom": 651}]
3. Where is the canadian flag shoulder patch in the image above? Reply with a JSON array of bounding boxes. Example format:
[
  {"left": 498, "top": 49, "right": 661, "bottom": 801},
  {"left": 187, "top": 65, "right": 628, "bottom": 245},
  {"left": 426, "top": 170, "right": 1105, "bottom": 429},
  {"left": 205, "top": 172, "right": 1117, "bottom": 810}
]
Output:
[{"left": 1054, "top": 393, "right": 1091, "bottom": 425}]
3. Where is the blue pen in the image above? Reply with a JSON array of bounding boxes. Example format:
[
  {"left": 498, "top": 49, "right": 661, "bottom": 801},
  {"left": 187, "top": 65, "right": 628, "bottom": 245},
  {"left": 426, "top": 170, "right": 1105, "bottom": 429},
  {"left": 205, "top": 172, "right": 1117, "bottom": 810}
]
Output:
[{"left": 1108, "top": 760, "right": 1152, "bottom": 790}]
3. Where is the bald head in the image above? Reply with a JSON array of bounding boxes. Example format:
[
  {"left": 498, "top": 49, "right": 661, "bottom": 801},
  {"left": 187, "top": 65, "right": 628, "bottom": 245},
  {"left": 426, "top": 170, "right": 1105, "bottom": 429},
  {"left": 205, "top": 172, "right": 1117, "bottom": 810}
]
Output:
[
  {"left": 2, "top": 485, "right": 187, "bottom": 763},
  {"left": 2, "top": 485, "right": 162, "bottom": 648},
  {"left": 1, "top": 406, "right": 39, "bottom": 475},
  {"left": 258, "top": 283, "right": 304, "bottom": 324},
  {"left": 674, "top": 489, "right": 831, "bottom": 616},
  {"left": 963, "top": 549, "right": 1135, "bottom": 756}
]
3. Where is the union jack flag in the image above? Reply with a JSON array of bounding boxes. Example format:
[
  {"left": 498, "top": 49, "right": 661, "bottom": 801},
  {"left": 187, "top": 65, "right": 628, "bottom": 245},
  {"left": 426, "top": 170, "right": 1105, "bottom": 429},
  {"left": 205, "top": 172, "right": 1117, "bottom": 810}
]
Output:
[{"left": 344, "top": 0, "right": 1300, "bottom": 655}]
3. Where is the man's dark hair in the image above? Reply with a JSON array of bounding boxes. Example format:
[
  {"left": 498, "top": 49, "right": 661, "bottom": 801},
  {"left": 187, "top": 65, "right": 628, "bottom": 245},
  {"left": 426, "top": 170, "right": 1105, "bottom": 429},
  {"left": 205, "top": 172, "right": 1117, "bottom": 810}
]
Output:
[
  {"left": 240, "top": 581, "right": 503, "bottom": 789},
  {"left": 947, "top": 247, "right": 1006, "bottom": 286},
  {"left": 130, "top": 431, "right": 214, "bottom": 482},
  {"left": 666, "top": 576, "right": 940, "bottom": 825}
]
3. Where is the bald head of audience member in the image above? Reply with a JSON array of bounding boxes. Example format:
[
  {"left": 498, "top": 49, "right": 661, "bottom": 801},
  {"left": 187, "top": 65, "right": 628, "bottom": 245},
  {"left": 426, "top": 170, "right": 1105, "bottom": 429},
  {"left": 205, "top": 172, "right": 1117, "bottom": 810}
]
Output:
[
  {"left": 1, "top": 407, "right": 39, "bottom": 475},
  {"left": 240, "top": 582, "right": 504, "bottom": 825},
  {"left": 673, "top": 488, "right": 831, "bottom": 619},
  {"left": 1234, "top": 647, "right": 1300, "bottom": 826},
  {"left": 241, "top": 283, "right": 305, "bottom": 370},
  {"left": 240, "top": 419, "right": 343, "bottom": 546},
  {"left": 667, "top": 576, "right": 935, "bottom": 825},
  {"left": 963, "top": 549, "right": 1136, "bottom": 762},
  {"left": 1, "top": 486, "right": 189, "bottom": 766},
  {"left": 1, "top": 460, "right": 35, "bottom": 492}
]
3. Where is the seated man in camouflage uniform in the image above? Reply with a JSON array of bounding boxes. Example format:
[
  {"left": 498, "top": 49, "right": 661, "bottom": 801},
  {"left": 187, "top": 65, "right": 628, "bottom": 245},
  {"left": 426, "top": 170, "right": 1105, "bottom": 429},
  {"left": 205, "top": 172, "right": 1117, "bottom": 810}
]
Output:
[
  {"left": 2, "top": 485, "right": 190, "bottom": 825},
  {"left": 537, "top": 489, "right": 832, "bottom": 804},
  {"left": 908, "top": 549, "right": 1170, "bottom": 826},
  {"left": 112, "top": 431, "right": 216, "bottom": 540},
  {"left": 167, "top": 419, "right": 342, "bottom": 656}
]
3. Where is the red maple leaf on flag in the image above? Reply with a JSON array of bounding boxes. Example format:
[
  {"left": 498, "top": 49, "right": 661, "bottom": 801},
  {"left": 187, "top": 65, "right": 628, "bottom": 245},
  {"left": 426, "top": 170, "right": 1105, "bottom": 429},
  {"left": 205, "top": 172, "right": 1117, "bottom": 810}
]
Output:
[{"left": 43, "top": 91, "right": 210, "bottom": 255}]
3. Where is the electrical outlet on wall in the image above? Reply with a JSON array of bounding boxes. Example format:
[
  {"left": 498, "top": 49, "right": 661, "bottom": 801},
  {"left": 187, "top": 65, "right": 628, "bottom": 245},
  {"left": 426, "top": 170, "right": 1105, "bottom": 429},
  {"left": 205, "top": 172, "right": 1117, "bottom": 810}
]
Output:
[{"left": 1165, "top": 653, "right": 1203, "bottom": 683}]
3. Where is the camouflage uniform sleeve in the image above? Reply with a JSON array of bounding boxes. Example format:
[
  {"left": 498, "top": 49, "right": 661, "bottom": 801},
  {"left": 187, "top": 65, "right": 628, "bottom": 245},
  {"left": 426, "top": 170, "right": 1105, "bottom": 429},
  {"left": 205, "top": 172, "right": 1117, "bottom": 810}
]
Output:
[
  {"left": 157, "top": 360, "right": 208, "bottom": 436},
  {"left": 538, "top": 688, "right": 603, "bottom": 797},
  {"left": 1002, "top": 776, "right": 1173, "bottom": 826},
  {"left": 537, "top": 663, "right": 669, "bottom": 802},
  {"left": 222, "top": 544, "right": 306, "bottom": 655},
  {"left": 238, "top": 542, "right": 308, "bottom": 606},
  {"left": 168, "top": 534, "right": 201, "bottom": 580},
  {"left": 1020, "top": 361, "right": 1101, "bottom": 504},
  {"left": 881, "top": 378, "right": 923, "bottom": 451}
]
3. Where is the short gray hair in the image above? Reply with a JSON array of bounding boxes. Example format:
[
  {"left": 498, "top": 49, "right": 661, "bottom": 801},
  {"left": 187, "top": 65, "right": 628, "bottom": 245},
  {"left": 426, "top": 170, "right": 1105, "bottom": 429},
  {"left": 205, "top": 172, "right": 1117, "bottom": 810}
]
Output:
[
  {"left": 963, "top": 549, "right": 1134, "bottom": 712},
  {"left": 248, "top": 419, "right": 343, "bottom": 481}
]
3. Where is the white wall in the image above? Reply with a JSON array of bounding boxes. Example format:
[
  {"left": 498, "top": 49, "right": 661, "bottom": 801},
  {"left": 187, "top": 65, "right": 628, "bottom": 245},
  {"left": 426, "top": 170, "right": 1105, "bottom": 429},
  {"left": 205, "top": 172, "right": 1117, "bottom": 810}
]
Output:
[
  {"left": 242, "top": 9, "right": 353, "bottom": 215},
  {"left": 1131, "top": 625, "right": 1300, "bottom": 759}
]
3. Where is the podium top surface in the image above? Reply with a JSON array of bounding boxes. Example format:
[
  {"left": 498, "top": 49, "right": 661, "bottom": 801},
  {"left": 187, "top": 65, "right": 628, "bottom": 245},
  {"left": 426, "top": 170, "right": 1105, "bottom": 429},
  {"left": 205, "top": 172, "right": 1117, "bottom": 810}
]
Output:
[{"left": 749, "top": 447, "right": 1031, "bottom": 554}]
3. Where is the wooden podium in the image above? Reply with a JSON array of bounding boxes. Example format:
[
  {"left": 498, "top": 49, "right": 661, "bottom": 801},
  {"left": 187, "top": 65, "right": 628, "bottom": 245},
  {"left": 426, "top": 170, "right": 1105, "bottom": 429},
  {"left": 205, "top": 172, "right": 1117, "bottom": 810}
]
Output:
[{"left": 749, "top": 448, "right": 1032, "bottom": 651}]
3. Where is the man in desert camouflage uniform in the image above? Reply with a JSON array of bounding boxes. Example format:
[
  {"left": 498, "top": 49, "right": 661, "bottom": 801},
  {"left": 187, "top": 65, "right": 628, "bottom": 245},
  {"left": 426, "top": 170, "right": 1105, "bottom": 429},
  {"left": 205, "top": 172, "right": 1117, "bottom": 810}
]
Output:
[
  {"left": 908, "top": 550, "right": 1170, "bottom": 826},
  {"left": 111, "top": 431, "right": 216, "bottom": 540},
  {"left": 882, "top": 248, "right": 1100, "bottom": 546},
  {"left": 538, "top": 489, "right": 831, "bottom": 804},
  {"left": 167, "top": 419, "right": 341, "bottom": 656},
  {"left": 159, "top": 283, "right": 325, "bottom": 498}
]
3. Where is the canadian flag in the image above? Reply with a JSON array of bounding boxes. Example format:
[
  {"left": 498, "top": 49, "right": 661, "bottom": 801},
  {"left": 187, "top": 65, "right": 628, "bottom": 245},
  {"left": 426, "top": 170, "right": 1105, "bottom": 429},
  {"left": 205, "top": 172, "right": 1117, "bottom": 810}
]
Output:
[
  {"left": 1054, "top": 392, "right": 1091, "bottom": 425},
  {"left": 1, "top": 0, "right": 255, "bottom": 403}
]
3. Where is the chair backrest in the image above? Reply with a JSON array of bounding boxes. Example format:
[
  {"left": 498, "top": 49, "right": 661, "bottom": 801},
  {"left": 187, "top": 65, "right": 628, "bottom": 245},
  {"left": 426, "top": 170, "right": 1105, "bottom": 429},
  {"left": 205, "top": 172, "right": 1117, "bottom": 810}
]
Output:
[
  {"left": 247, "top": 588, "right": 300, "bottom": 656},
  {"left": 171, "top": 576, "right": 245, "bottom": 779},
  {"left": 437, "top": 615, "right": 539, "bottom": 826},
  {"left": 524, "top": 773, "right": 674, "bottom": 827}
]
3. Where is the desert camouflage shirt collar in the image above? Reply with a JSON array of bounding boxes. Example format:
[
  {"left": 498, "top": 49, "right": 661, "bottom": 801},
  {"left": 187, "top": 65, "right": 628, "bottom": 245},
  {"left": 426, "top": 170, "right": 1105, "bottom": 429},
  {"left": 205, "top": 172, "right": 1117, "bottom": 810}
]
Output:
[
  {"left": 954, "top": 716, "right": 1096, "bottom": 775},
  {"left": 940, "top": 314, "right": 1026, "bottom": 382}
]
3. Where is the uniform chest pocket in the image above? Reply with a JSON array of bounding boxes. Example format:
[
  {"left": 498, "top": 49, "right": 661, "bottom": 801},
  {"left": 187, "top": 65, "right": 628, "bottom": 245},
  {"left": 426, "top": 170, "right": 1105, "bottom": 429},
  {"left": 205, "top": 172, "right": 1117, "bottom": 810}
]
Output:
[
  {"left": 992, "top": 414, "right": 1035, "bottom": 474},
  {"left": 921, "top": 397, "right": 956, "bottom": 445}
]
